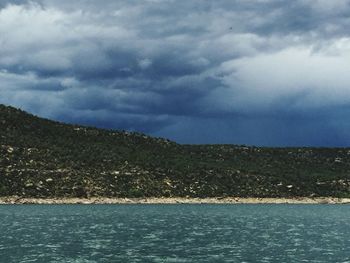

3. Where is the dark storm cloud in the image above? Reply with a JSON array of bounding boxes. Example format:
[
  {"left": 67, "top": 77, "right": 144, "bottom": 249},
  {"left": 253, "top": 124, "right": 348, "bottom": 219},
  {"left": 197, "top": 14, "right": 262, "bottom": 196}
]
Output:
[
  {"left": 1, "top": 0, "right": 350, "bottom": 145},
  {"left": 0, "top": 0, "right": 27, "bottom": 7}
]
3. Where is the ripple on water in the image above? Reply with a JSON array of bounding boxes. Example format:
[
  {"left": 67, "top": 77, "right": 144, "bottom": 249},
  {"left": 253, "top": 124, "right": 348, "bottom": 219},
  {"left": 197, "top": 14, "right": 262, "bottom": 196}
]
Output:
[{"left": 0, "top": 204, "right": 350, "bottom": 262}]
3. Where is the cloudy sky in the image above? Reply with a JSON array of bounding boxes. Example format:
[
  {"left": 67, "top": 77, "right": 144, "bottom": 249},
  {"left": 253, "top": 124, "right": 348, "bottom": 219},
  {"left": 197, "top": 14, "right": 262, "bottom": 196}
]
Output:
[{"left": 1, "top": 0, "right": 350, "bottom": 146}]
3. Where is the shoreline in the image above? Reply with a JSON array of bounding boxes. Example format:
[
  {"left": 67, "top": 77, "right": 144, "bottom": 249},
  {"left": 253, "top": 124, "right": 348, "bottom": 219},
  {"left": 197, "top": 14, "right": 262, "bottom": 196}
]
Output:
[{"left": 1, "top": 196, "right": 350, "bottom": 204}]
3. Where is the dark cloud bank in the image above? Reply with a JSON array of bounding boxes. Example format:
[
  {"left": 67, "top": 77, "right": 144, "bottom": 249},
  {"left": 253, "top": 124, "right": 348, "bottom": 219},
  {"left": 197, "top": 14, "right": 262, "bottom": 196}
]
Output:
[{"left": 1, "top": 0, "right": 350, "bottom": 146}]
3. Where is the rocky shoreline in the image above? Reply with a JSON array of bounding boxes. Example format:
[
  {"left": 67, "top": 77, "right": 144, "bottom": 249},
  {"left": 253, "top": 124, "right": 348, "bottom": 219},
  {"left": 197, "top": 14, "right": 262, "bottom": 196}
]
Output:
[{"left": 1, "top": 196, "right": 350, "bottom": 204}]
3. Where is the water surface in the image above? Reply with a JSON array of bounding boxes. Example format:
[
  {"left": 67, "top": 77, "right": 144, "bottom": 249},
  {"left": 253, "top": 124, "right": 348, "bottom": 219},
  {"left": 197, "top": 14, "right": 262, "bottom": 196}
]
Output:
[{"left": 0, "top": 204, "right": 349, "bottom": 262}]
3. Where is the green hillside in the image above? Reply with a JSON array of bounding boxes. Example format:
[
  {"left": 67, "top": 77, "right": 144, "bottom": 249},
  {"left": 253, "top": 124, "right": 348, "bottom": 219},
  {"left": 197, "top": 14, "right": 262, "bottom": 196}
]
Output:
[{"left": 1, "top": 104, "right": 349, "bottom": 198}]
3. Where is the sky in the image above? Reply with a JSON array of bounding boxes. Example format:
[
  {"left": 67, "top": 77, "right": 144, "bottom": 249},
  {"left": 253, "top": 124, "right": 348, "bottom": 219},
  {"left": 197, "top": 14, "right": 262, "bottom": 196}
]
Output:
[{"left": 1, "top": 0, "right": 350, "bottom": 146}]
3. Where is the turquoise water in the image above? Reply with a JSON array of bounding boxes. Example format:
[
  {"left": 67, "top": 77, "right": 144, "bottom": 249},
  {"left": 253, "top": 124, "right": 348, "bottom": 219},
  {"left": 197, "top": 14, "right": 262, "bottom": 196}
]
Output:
[{"left": 0, "top": 204, "right": 350, "bottom": 262}]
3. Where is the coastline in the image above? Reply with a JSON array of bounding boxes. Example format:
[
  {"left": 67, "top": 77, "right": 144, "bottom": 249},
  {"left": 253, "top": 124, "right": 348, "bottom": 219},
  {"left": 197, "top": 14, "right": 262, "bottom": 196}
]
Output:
[{"left": 1, "top": 196, "right": 350, "bottom": 204}]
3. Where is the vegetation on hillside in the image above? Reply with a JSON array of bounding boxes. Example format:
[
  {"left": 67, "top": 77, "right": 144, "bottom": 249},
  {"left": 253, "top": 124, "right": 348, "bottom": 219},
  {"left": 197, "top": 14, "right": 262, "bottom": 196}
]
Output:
[{"left": 1, "top": 104, "right": 350, "bottom": 198}]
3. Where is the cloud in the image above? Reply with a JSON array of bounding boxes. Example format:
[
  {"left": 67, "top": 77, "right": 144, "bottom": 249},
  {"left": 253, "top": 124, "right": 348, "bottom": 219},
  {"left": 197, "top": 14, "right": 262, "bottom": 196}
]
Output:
[
  {"left": 1, "top": 0, "right": 350, "bottom": 145},
  {"left": 206, "top": 45, "right": 350, "bottom": 114}
]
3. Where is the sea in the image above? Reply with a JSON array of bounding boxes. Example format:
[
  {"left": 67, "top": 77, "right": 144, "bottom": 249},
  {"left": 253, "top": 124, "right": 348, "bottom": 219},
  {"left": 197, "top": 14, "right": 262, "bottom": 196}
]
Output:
[{"left": 0, "top": 204, "right": 349, "bottom": 262}]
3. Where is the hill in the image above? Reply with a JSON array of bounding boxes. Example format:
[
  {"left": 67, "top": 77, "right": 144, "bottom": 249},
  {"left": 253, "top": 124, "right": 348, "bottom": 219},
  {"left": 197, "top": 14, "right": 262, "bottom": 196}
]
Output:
[{"left": 0, "top": 104, "right": 349, "bottom": 198}]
